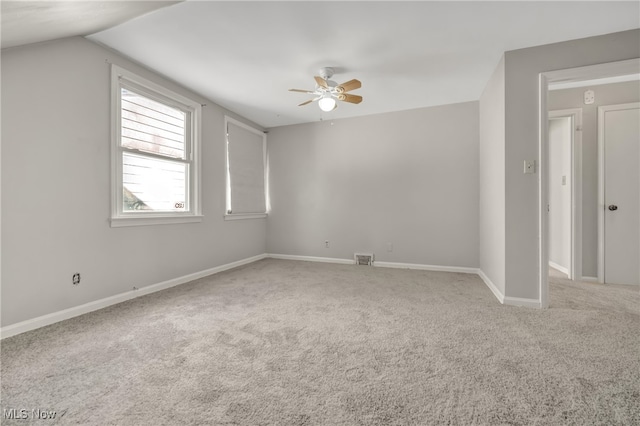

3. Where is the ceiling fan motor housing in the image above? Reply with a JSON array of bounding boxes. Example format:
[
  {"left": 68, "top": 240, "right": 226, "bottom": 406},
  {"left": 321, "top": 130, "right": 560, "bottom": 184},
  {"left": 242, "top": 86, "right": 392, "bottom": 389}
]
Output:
[
  {"left": 319, "top": 67, "right": 335, "bottom": 80},
  {"left": 318, "top": 81, "right": 338, "bottom": 91}
]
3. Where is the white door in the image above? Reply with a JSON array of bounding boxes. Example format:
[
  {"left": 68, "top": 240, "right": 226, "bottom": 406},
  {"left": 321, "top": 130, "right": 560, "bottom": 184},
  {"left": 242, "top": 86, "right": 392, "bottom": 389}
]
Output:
[
  {"left": 548, "top": 117, "right": 572, "bottom": 277},
  {"left": 599, "top": 103, "right": 640, "bottom": 285}
]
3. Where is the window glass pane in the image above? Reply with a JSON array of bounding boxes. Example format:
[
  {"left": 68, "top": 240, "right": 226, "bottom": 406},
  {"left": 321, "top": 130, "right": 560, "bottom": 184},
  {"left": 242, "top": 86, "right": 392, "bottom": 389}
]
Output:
[
  {"left": 121, "top": 88, "right": 186, "bottom": 159},
  {"left": 123, "top": 152, "right": 187, "bottom": 212}
]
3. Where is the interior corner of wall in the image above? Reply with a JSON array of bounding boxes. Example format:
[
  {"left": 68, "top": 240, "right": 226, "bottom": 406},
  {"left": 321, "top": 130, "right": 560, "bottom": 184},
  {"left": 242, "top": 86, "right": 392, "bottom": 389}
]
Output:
[{"left": 478, "top": 269, "right": 505, "bottom": 304}]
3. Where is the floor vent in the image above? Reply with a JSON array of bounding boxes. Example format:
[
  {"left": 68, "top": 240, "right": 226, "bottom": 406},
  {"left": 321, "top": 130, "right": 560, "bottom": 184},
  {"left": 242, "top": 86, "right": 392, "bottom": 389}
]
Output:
[{"left": 354, "top": 253, "right": 374, "bottom": 266}]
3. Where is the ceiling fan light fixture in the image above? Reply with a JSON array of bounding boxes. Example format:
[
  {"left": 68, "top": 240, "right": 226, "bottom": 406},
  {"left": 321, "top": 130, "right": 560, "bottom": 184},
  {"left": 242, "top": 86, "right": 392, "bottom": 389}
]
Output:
[
  {"left": 289, "top": 68, "right": 361, "bottom": 112},
  {"left": 318, "top": 95, "right": 336, "bottom": 112}
]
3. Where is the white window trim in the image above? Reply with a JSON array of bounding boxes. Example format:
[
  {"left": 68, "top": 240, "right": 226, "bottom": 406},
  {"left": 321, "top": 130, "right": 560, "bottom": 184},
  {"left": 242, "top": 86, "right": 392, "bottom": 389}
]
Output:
[
  {"left": 110, "top": 65, "right": 202, "bottom": 227},
  {"left": 224, "top": 116, "right": 268, "bottom": 220}
]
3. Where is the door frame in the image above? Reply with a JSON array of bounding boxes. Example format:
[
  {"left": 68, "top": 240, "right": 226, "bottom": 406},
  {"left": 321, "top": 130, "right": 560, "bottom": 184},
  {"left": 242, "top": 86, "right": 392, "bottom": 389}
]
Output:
[
  {"left": 597, "top": 102, "right": 640, "bottom": 284},
  {"left": 538, "top": 58, "right": 640, "bottom": 308},
  {"left": 548, "top": 109, "right": 583, "bottom": 281}
]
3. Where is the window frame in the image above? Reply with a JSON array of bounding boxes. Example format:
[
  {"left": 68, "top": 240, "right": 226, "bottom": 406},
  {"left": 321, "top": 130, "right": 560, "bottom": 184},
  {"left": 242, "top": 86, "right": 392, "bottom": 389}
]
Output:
[
  {"left": 110, "top": 65, "right": 202, "bottom": 227},
  {"left": 224, "top": 116, "right": 268, "bottom": 220}
]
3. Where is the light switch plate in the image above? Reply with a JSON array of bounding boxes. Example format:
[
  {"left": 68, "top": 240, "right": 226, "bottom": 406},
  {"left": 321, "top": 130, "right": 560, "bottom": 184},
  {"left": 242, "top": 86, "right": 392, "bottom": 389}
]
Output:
[{"left": 524, "top": 160, "right": 536, "bottom": 174}]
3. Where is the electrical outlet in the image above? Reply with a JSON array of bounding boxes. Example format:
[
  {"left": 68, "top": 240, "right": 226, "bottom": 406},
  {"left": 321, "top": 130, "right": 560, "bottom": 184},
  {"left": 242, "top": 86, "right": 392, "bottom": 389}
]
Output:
[
  {"left": 386, "top": 242, "right": 393, "bottom": 252},
  {"left": 72, "top": 273, "right": 81, "bottom": 286},
  {"left": 325, "top": 240, "right": 329, "bottom": 248}
]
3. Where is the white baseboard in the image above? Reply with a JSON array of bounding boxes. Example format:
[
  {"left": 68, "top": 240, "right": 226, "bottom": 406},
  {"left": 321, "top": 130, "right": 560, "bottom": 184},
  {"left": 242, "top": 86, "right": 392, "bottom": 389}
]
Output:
[
  {"left": 0, "top": 254, "right": 267, "bottom": 340},
  {"left": 267, "top": 253, "right": 355, "bottom": 265},
  {"left": 477, "top": 269, "right": 505, "bottom": 304},
  {"left": 477, "top": 269, "right": 541, "bottom": 308},
  {"left": 503, "top": 296, "right": 542, "bottom": 309},
  {"left": 374, "top": 261, "right": 479, "bottom": 275},
  {"left": 267, "top": 254, "right": 480, "bottom": 275},
  {"left": 582, "top": 276, "right": 598, "bottom": 283},
  {"left": 549, "top": 261, "right": 569, "bottom": 275}
]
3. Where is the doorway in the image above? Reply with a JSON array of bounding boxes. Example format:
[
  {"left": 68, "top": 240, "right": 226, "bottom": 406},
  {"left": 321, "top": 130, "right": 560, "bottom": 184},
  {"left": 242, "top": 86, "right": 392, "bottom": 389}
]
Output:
[
  {"left": 539, "top": 58, "right": 640, "bottom": 307},
  {"left": 547, "top": 110, "right": 582, "bottom": 281}
]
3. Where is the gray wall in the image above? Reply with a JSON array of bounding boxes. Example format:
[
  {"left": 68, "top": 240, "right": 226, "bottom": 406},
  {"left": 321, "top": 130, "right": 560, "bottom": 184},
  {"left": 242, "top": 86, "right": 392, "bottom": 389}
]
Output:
[
  {"left": 479, "top": 56, "right": 506, "bottom": 294},
  {"left": 1, "top": 37, "right": 267, "bottom": 327},
  {"left": 266, "top": 102, "right": 479, "bottom": 268},
  {"left": 503, "top": 29, "right": 640, "bottom": 300},
  {"left": 548, "top": 80, "right": 640, "bottom": 278}
]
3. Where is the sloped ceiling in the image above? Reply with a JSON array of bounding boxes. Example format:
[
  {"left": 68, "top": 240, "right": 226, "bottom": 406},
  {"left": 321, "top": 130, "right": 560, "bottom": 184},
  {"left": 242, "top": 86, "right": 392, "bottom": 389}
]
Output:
[{"left": 1, "top": 1, "right": 181, "bottom": 49}]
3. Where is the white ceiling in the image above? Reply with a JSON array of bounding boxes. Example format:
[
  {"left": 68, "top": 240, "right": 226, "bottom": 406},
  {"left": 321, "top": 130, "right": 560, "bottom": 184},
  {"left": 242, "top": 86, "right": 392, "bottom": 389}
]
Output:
[
  {"left": 4, "top": 1, "right": 640, "bottom": 128},
  {"left": 1, "top": 1, "right": 181, "bottom": 49}
]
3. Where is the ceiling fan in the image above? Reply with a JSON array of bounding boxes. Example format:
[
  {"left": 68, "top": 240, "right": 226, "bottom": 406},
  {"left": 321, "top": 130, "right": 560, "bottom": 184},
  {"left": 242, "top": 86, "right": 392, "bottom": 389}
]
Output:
[{"left": 289, "top": 67, "right": 363, "bottom": 112}]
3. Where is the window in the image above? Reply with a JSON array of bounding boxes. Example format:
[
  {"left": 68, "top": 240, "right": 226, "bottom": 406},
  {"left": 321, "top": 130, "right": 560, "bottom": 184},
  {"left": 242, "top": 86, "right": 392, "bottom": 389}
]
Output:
[
  {"left": 225, "top": 116, "right": 267, "bottom": 220},
  {"left": 111, "top": 65, "right": 201, "bottom": 227}
]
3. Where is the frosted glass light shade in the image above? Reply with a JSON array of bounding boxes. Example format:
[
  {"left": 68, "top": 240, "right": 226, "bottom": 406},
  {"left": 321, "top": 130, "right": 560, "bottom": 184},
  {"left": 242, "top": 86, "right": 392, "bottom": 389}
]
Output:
[{"left": 318, "top": 96, "right": 336, "bottom": 112}]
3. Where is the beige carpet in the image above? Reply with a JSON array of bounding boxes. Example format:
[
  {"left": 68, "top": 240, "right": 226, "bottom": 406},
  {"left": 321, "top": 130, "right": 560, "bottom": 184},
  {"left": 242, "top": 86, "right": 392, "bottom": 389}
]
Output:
[{"left": 1, "top": 259, "right": 639, "bottom": 425}]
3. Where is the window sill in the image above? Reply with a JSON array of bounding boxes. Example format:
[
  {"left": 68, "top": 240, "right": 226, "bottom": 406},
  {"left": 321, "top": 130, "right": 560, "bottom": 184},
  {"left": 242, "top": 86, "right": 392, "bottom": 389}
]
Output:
[
  {"left": 224, "top": 213, "right": 267, "bottom": 221},
  {"left": 110, "top": 215, "right": 204, "bottom": 228}
]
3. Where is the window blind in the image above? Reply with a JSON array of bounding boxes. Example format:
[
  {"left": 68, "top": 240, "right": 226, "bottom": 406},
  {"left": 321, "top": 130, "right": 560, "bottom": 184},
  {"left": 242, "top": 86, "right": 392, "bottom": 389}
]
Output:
[
  {"left": 227, "top": 122, "right": 266, "bottom": 214},
  {"left": 121, "top": 88, "right": 186, "bottom": 159}
]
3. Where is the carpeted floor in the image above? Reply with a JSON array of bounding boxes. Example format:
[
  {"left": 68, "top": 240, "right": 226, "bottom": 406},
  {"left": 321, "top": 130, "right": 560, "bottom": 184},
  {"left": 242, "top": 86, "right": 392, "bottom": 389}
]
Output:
[{"left": 1, "top": 259, "right": 639, "bottom": 425}]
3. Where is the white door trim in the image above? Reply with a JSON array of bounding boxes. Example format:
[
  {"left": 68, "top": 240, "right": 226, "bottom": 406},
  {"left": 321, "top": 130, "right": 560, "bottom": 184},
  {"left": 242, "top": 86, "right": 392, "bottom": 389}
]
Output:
[
  {"left": 539, "top": 73, "right": 550, "bottom": 308},
  {"left": 597, "top": 102, "right": 640, "bottom": 284},
  {"left": 549, "top": 108, "right": 583, "bottom": 281},
  {"left": 539, "top": 58, "right": 640, "bottom": 308}
]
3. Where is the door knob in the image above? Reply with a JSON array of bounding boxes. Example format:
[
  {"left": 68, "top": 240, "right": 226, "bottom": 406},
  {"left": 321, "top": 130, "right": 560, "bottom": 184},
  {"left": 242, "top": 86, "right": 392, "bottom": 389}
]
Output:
[{"left": 608, "top": 205, "right": 618, "bottom": 211}]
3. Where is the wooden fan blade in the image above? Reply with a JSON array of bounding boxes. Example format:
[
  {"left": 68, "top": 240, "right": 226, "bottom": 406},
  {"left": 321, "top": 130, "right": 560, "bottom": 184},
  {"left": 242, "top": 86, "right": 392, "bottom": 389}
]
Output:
[
  {"left": 289, "top": 89, "right": 315, "bottom": 94},
  {"left": 314, "top": 76, "right": 329, "bottom": 89},
  {"left": 336, "top": 79, "right": 361, "bottom": 93},
  {"left": 337, "top": 94, "right": 363, "bottom": 104},
  {"left": 298, "top": 96, "right": 321, "bottom": 106}
]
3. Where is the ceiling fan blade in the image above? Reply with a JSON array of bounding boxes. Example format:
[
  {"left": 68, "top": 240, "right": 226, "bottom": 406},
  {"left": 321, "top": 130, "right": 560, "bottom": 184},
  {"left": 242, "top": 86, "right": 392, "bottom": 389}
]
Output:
[
  {"left": 336, "top": 79, "right": 361, "bottom": 93},
  {"left": 298, "top": 96, "right": 321, "bottom": 106},
  {"left": 289, "top": 89, "right": 315, "bottom": 94},
  {"left": 314, "top": 76, "right": 329, "bottom": 89},
  {"left": 337, "top": 94, "right": 363, "bottom": 104}
]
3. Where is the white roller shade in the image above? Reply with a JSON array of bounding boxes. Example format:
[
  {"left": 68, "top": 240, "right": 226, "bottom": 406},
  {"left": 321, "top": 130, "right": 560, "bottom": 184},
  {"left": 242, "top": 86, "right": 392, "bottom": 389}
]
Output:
[
  {"left": 227, "top": 121, "right": 266, "bottom": 214},
  {"left": 121, "top": 88, "right": 186, "bottom": 159}
]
